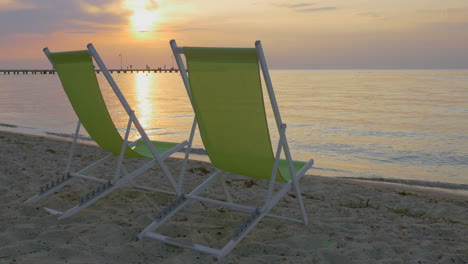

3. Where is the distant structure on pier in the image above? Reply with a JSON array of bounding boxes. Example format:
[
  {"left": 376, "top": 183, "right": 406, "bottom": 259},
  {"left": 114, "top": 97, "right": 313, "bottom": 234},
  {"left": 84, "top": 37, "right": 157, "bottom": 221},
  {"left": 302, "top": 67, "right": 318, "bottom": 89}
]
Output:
[{"left": 0, "top": 68, "right": 179, "bottom": 75}]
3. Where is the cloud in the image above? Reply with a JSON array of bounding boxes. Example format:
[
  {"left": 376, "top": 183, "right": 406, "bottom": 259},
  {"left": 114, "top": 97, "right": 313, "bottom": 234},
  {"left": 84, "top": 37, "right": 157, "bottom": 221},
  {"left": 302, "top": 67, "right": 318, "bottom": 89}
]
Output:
[
  {"left": 121, "top": 0, "right": 158, "bottom": 12},
  {"left": 79, "top": 0, "right": 127, "bottom": 15},
  {"left": 157, "top": 25, "right": 206, "bottom": 32},
  {"left": 425, "top": 21, "right": 468, "bottom": 32},
  {"left": 297, "top": 7, "right": 336, "bottom": 12},
  {"left": 359, "top": 11, "right": 383, "bottom": 18},
  {"left": 0, "top": 0, "right": 128, "bottom": 36},
  {"left": 0, "top": 0, "right": 35, "bottom": 12},
  {"left": 418, "top": 7, "right": 468, "bottom": 15},
  {"left": 68, "top": 19, "right": 123, "bottom": 29},
  {"left": 65, "top": 31, "right": 98, "bottom": 34},
  {"left": 275, "top": 3, "right": 314, "bottom": 9},
  {"left": 273, "top": 1, "right": 336, "bottom": 13}
]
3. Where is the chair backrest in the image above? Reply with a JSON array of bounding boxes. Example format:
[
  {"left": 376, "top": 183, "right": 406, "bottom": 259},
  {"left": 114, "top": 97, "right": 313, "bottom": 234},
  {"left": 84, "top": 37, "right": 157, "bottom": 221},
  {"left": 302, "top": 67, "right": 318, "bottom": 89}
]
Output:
[
  {"left": 183, "top": 47, "right": 286, "bottom": 181},
  {"left": 49, "top": 50, "right": 142, "bottom": 158}
]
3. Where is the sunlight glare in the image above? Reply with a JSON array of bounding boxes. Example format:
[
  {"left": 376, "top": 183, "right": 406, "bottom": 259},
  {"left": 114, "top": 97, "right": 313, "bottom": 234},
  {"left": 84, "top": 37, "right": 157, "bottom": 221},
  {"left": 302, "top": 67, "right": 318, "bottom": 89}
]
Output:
[
  {"left": 134, "top": 72, "right": 156, "bottom": 129},
  {"left": 131, "top": 9, "right": 158, "bottom": 32},
  {"left": 123, "top": 0, "right": 159, "bottom": 35}
]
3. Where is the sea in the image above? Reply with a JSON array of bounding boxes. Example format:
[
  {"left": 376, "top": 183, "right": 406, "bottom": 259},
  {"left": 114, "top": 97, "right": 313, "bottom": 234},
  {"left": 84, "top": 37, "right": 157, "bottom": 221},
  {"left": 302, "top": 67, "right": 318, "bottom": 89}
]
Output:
[{"left": 1, "top": 70, "right": 467, "bottom": 190}]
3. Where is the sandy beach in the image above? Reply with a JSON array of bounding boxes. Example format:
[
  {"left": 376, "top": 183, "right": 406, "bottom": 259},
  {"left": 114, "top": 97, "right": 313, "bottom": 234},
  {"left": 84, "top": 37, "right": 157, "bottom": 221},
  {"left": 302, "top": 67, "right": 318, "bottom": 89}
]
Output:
[{"left": 0, "top": 131, "right": 467, "bottom": 263}]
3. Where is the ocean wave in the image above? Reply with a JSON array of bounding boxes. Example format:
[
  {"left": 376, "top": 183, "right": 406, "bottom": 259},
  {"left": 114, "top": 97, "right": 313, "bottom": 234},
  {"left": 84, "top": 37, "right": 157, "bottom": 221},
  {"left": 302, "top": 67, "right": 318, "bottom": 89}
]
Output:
[{"left": 340, "top": 177, "right": 468, "bottom": 190}]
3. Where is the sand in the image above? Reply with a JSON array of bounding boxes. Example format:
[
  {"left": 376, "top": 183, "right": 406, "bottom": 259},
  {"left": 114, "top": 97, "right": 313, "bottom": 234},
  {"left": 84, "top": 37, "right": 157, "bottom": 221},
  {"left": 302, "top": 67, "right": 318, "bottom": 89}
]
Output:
[{"left": 0, "top": 131, "right": 467, "bottom": 264}]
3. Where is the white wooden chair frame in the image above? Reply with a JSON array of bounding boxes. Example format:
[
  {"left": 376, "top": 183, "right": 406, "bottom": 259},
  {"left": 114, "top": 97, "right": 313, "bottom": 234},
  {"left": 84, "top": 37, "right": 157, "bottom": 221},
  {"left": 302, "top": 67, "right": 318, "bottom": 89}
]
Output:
[
  {"left": 25, "top": 44, "right": 189, "bottom": 220},
  {"left": 138, "top": 40, "right": 314, "bottom": 260}
]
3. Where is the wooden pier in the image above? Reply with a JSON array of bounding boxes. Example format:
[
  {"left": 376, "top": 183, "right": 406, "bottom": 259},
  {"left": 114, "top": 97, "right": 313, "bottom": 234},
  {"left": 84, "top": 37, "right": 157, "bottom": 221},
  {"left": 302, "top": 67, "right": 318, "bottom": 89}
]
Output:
[{"left": 0, "top": 68, "right": 179, "bottom": 75}]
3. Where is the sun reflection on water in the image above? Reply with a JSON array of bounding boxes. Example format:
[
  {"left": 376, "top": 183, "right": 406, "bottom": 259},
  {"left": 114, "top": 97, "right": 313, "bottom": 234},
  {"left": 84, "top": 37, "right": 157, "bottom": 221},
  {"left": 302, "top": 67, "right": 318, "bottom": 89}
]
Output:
[{"left": 133, "top": 72, "right": 157, "bottom": 130}]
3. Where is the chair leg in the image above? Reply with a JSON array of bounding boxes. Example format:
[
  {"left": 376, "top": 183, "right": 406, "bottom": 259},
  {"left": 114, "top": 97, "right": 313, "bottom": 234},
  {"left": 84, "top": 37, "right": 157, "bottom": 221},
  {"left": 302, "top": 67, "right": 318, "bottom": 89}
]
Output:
[
  {"left": 177, "top": 117, "right": 197, "bottom": 193},
  {"left": 140, "top": 169, "right": 299, "bottom": 260},
  {"left": 64, "top": 120, "right": 81, "bottom": 174},
  {"left": 139, "top": 170, "right": 222, "bottom": 239},
  {"left": 221, "top": 175, "right": 233, "bottom": 203},
  {"left": 58, "top": 158, "right": 159, "bottom": 219},
  {"left": 291, "top": 159, "right": 314, "bottom": 225},
  {"left": 218, "top": 208, "right": 266, "bottom": 260},
  {"left": 58, "top": 180, "right": 114, "bottom": 219},
  {"left": 25, "top": 173, "right": 75, "bottom": 203},
  {"left": 25, "top": 154, "right": 115, "bottom": 204},
  {"left": 292, "top": 177, "right": 309, "bottom": 225}
]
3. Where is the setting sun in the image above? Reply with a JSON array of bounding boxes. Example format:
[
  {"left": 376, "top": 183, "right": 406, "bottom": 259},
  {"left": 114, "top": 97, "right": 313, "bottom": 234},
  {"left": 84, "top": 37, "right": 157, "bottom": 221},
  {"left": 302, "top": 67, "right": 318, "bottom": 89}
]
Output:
[
  {"left": 123, "top": 0, "right": 159, "bottom": 35},
  {"left": 131, "top": 9, "right": 158, "bottom": 32}
]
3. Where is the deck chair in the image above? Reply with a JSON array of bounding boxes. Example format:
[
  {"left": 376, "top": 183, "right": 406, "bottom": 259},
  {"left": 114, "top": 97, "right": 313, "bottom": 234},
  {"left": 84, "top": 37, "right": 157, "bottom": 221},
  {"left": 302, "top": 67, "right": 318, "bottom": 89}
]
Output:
[
  {"left": 25, "top": 44, "right": 188, "bottom": 219},
  {"left": 138, "top": 40, "right": 314, "bottom": 260}
]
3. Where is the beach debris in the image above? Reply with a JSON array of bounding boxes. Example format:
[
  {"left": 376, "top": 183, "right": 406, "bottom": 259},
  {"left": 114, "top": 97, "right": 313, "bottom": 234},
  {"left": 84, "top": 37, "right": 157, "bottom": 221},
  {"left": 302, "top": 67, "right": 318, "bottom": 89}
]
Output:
[
  {"left": 243, "top": 179, "right": 257, "bottom": 188},
  {"left": 45, "top": 149, "right": 56, "bottom": 154},
  {"left": 397, "top": 191, "right": 416, "bottom": 196},
  {"left": 385, "top": 207, "right": 427, "bottom": 218},
  {"left": 299, "top": 192, "right": 322, "bottom": 200},
  {"left": 188, "top": 166, "right": 210, "bottom": 175},
  {"left": 339, "top": 195, "right": 378, "bottom": 209}
]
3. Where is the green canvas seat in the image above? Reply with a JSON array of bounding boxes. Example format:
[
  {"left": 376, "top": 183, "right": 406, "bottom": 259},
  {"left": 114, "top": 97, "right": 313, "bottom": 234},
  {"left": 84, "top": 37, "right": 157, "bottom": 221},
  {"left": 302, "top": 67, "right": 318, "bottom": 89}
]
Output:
[
  {"left": 26, "top": 44, "right": 188, "bottom": 220},
  {"left": 139, "top": 40, "right": 314, "bottom": 260}
]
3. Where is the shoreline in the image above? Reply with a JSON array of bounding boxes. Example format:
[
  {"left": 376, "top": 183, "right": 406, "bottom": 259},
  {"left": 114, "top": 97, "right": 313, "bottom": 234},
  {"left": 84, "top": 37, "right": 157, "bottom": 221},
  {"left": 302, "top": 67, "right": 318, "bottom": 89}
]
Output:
[
  {"left": 0, "top": 130, "right": 467, "bottom": 263},
  {"left": 1, "top": 123, "right": 467, "bottom": 192}
]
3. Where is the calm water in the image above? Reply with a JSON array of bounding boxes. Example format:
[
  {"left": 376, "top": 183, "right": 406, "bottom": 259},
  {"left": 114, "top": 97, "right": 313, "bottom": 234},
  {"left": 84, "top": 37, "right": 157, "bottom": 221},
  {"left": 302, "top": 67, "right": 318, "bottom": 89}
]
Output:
[{"left": 1, "top": 70, "right": 467, "bottom": 187}]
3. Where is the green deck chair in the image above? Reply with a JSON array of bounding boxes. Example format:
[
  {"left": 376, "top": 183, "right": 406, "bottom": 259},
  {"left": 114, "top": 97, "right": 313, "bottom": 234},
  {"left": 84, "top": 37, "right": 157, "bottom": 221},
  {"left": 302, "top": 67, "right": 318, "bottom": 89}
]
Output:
[
  {"left": 26, "top": 44, "right": 188, "bottom": 219},
  {"left": 138, "top": 40, "right": 314, "bottom": 260}
]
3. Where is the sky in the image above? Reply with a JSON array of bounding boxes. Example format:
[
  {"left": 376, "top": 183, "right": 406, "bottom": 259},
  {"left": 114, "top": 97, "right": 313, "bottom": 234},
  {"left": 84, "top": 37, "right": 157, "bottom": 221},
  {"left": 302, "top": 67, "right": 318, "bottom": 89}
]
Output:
[{"left": 1, "top": 0, "right": 468, "bottom": 69}]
